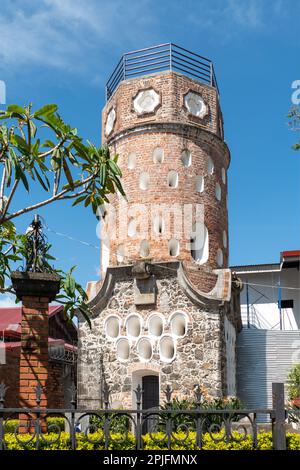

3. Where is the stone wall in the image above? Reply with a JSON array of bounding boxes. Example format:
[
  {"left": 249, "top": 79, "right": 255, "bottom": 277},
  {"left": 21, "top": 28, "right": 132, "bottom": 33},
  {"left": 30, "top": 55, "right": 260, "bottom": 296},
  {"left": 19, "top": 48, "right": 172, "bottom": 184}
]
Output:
[{"left": 78, "top": 272, "right": 227, "bottom": 410}]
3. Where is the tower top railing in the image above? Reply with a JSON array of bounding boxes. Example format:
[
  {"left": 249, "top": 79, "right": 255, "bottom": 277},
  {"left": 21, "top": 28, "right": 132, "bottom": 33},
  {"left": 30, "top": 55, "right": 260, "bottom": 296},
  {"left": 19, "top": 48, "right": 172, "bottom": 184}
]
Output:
[{"left": 105, "top": 43, "right": 219, "bottom": 101}]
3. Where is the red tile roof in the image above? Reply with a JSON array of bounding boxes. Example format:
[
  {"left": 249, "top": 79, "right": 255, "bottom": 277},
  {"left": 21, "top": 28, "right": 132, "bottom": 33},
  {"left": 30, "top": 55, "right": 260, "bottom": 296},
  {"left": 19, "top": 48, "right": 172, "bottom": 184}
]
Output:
[{"left": 0, "top": 305, "right": 62, "bottom": 334}]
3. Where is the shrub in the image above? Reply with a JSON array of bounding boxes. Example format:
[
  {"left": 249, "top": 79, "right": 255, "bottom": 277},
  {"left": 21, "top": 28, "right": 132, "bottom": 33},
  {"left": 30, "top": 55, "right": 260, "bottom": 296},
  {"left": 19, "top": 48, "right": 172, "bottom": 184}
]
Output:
[
  {"left": 287, "top": 363, "right": 300, "bottom": 401},
  {"left": 158, "top": 396, "right": 242, "bottom": 433},
  {"left": 3, "top": 417, "right": 65, "bottom": 433},
  {"left": 1, "top": 430, "right": 299, "bottom": 450}
]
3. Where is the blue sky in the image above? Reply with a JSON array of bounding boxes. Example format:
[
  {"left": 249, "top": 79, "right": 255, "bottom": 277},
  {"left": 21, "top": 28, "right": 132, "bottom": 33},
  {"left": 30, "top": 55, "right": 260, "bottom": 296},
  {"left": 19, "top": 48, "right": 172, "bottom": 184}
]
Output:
[{"left": 0, "top": 0, "right": 299, "bottom": 297}]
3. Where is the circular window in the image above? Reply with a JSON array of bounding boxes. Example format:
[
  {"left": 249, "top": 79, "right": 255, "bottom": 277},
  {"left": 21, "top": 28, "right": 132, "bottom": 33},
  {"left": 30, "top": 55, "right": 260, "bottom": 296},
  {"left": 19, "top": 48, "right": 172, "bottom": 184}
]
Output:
[
  {"left": 181, "top": 149, "right": 191, "bottom": 167},
  {"left": 159, "top": 335, "right": 176, "bottom": 363},
  {"left": 105, "top": 316, "right": 120, "bottom": 339},
  {"left": 153, "top": 147, "right": 164, "bottom": 164},
  {"left": 217, "top": 248, "right": 223, "bottom": 267},
  {"left": 126, "top": 315, "right": 142, "bottom": 338},
  {"left": 116, "top": 337, "right": 130, "bottom": 361},
  {"left": 148, "top": 314, "right": 164, "bottom": 337},
  {"left": 170, "top": 312, "right": 187, "bottom": 337},
  {"left": 137, "top": 337, "right": 153, "bottom": 361}
]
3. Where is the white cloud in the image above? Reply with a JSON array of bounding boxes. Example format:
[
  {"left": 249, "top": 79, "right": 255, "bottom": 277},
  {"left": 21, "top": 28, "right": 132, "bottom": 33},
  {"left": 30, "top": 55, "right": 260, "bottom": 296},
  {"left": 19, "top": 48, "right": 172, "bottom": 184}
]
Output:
[
  {"left": 0, "top": 293, "right": 16, "bottom": 308},
  {"left": 0, "top": 0, "right": 296, "bottom": 76}
]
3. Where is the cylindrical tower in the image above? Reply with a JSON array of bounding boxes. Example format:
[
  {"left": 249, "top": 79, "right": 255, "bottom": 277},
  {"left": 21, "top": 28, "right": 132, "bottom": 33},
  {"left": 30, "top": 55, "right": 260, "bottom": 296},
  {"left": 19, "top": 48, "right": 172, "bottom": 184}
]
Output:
[
  {"left": 101, "top": 44, "right": 229, "bottom": 294},
  {"left": 78, "top": 45, "right": 242, "bottom": 409}
]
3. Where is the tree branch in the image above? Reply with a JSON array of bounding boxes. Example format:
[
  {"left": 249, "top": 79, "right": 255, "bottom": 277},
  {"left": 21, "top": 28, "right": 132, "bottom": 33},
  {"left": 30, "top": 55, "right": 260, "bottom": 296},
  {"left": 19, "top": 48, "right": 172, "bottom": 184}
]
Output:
[
  {"left": 1, "top": 174, "right": 94, "bottom": 223},
  {"left": 0, "top": 179, "right": 19, "bottom": 220}
]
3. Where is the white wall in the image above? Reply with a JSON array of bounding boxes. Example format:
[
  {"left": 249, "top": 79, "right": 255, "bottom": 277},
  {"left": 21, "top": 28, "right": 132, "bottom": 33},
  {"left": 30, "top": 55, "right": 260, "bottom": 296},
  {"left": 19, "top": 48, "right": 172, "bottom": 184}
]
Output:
[{"left": 237, "top": 267, "right": 300, "bottom": 330}]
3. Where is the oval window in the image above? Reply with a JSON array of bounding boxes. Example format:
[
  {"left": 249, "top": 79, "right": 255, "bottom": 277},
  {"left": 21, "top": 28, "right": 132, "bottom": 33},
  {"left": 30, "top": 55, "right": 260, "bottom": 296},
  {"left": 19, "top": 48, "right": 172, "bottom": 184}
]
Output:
[
  {"left": 195, "top": 175, "right": 204, "bottom": 193},
  {"left": 215, "top": 182, "right": 221, "bottom": 201},
  {"left": 137, "top": 337, "right": 153, "bottom": 361},
  {"left": 167, "top": 171, "right": 178, "bottom": 188},
  {"left": 216, "top": 248, "right": 223, "bottom": 267},
  {"left": 105, "top": 316, "right": 120, "bottom": 339},
  {"left": 139, "top": 172, "right": 150, "bottom": 190},
  {"left": 126, "top": 315, "right": 142, "bottom": 338},
  {"left": 159, "top": 335, "right": 176, "bottom": 362},
  {"left": 181, "top": 149, "right": 191, "bottom": 167},
  {"left": 148, "top": 314, "right": 164, "bottom": 337},
  {"left": 140, "top": 240, "right": 150, "bottom": 258},
  {"left": 116, "top": 338, "right": 130, "bottom": 361},
  {"left": 128, "top": 153, "right": 137, "bottom": 170},
  {"left": 170, "top": 312, "right": 187, "bottom": 337},
  {"left": 190, "top": 223, "right": 209, "bottom": 265},
  {"left": 153, "top": 147, "right": 164, "bottom": 164},
  {"left": 168, "top": 238, "right": 179, "bottom": 257},
  {"left": 207, "top": 156, "right": 214, "bottom": 175}
]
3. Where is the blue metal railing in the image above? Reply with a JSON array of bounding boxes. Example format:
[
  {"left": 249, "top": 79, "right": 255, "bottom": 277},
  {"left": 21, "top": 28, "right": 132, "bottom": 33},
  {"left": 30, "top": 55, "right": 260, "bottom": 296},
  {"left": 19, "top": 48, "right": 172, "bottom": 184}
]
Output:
[{"left": 105, "top": 43, "right": 218, "bottom": 101}]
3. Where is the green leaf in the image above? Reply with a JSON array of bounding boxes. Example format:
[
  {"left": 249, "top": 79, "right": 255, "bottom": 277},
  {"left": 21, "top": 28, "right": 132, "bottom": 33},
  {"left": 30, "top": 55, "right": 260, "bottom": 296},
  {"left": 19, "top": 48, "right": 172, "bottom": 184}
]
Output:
[
  {"left": 34, "top": 104, "right": 58, "bottom": 117},
  {"left": 7, "top": 104, "right": 26, "bottom": 115},
  {"left": 14, "top": 134, "right": 30, "bottom": 153},
  {"left": 108, "top": 159, "right": 122, "bottom": 176},
  {"left": 72, "top": 195, "right": 87, "bottom": 207},
  {"left": 33, "top": 167, "right": 50, "bottom": 191},
  {"left": 62, "top": 158, "right": 74, "bottom": 190}
]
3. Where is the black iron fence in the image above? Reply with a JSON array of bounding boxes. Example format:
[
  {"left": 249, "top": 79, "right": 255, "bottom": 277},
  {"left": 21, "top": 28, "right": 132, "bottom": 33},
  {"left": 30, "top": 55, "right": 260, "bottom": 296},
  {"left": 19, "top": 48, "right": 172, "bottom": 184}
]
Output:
[
  {"left": 0, "top": 382, "right": 299, "bottom": 450},
  {"left": 105, "top": 43, "right": 218, "bottom": 101}
]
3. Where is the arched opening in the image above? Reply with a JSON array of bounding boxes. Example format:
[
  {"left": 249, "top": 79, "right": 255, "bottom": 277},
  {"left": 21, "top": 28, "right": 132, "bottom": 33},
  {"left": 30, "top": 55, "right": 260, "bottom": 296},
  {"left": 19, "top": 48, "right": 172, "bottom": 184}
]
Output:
[
  {"left": 207, "top": 156, "right": 214, "bottom": 175},
  {"left": 168, "top": 238, "right": 179, "bottom": 257},
  {"left": 222, "top": 167, "right": 226, "bottom": 184},
  {"left": 140, "top": 239, "right": 150, "bottom": 258},
  {"left": 216, "top": 248, "right": 223, "bottom": 267},
  {"left": 116, "top": 244, "right": 125, "bottom": 263},
  {"left": 181, "top": 149, "right": 191, "bottom": 167},
  {"left": 190, "top": 223, "right": 209, "bottom": 265},
  {"left": 167, "top": 170, "right": 178, "bottom": 188},
  {"left": 105, "top": 315, "right": 120, "bottom": 339},
  {"left": 153, "top": 214, "right": 165, "bottom": 235},
  {"left": 139, "top": 172, "right": 150, "bottom": 190},
  {"left": 215, "top": 182, "right": 222, "bottom": 201},
  {"left": 195, "top": 175, "right": 204, "bottom": 193},
  {"left": 128, "top": 153, "right": 137, "bottom": 170},
  {"left": 223, "top": 230, "right": 227, "bottom": 248},
  {"left": 128, "top": 218, "right": 136, "bottom": 237},
  {"left": 153, "top": 147, "right": 164, "bottom": 164}
]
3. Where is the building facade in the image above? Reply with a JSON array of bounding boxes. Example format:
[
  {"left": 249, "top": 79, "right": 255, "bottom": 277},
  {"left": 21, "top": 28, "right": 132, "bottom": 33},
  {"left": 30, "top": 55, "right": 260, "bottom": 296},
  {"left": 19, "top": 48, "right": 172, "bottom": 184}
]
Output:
[
  {"left": 233, "top": 250, "right": 300, "bottom": 412},
  {"left": 77, "top": 44, "right": 242, "bottom": 410}
]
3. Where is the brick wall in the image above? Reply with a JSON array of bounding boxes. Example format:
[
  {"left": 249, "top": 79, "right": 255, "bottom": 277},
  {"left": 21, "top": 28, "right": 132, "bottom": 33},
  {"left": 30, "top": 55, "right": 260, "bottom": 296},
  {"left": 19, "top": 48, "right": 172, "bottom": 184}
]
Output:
[{"left": 100, "top": 71, "right": 230, "bottom": 293}]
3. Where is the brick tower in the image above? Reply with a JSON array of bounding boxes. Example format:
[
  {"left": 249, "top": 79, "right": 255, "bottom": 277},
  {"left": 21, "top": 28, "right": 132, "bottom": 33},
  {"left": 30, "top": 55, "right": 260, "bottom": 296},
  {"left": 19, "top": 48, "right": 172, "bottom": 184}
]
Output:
[{"left": 78, "top": 44, "right": 241, "bottom": 410}]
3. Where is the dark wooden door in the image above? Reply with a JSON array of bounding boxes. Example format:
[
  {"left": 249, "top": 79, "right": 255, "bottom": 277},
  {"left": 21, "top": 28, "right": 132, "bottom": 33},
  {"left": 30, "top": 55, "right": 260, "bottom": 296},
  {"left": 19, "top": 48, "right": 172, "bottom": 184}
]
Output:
[{"left": 142, "top": 375, "right": 159, "bottom": 434}]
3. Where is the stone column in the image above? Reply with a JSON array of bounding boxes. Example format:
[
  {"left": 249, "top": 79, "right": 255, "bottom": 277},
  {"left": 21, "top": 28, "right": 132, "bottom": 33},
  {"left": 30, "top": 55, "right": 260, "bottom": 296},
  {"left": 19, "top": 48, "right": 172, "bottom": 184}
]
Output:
[{"left": 11, "top": 272, "right": 60, "bottom": 409}]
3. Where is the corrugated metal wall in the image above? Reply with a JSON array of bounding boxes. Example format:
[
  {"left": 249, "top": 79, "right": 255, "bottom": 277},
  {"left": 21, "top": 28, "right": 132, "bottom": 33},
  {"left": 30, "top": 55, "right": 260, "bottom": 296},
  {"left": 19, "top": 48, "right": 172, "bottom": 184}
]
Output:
[{"left": 237, "top": 329, "right": 300, "bottom": 412}]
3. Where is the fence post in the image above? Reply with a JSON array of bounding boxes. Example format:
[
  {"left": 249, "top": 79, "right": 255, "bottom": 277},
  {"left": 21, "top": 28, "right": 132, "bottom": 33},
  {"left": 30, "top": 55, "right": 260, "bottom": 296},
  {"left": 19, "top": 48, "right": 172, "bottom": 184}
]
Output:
[{"left": 272, "top": 382, "right": 286, "bottom": 450}]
